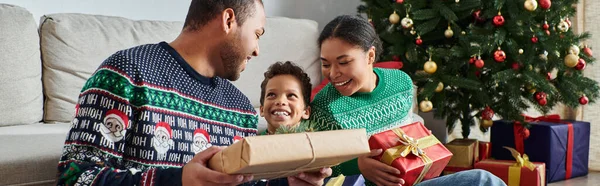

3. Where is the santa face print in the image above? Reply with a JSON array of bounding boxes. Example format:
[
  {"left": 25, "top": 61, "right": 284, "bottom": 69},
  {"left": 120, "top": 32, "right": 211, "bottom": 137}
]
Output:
[
  {"left": 152, "top": 127, "right": 174, "bottom": 154},
  {"left": 192, "top": 135, "right": 211, "bottom": 153},
  {"left": 100, "top": 115, "right": 126, "bottom": 142}
]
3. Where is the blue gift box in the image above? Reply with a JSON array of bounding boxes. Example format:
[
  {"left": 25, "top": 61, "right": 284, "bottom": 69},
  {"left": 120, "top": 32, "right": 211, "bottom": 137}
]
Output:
[
  {"left": 491, "top": 119, "right": 590, "bottom": 183},
  {"left": 324, "top": 174, "right": 365, "bottom": 186}
]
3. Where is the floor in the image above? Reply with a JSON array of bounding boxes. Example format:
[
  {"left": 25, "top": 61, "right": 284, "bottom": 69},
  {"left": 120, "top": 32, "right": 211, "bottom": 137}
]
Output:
[{"left": 548, "top": 171, "right": 599, "bottom": 186}]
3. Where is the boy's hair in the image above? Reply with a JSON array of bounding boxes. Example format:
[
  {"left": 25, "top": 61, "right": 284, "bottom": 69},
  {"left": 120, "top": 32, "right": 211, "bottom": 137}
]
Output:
[
  {"left": 260, "top": 61, "right": 312, "bottom": 107},
  {"left": 183, "top": 0, "right": 264, "bottom": 31}
]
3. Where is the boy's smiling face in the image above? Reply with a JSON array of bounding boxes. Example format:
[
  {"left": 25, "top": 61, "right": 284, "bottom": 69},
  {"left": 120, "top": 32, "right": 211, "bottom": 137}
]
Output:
[{"left": 260, "top": 74, "right": 310, "bottom": 132}]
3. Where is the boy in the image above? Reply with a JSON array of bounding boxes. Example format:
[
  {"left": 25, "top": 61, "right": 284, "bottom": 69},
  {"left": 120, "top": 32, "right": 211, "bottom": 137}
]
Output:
[{"left": 259, "top": 61, "right": 313, "bottom": 135}]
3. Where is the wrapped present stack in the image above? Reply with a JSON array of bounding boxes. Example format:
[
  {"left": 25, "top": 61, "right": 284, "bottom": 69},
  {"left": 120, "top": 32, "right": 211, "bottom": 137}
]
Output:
[
  {"left": 442, "top": 139, "right": 479, "bottom": 174},
  {"left": 479, "top": 141, "right": 492, "bottom": 162},
  {"left": 475, "top": 147, "right": 546, "bottom": 186},
  {"left": 369, "top": 122, "right": 453, "bottom": 186},
  {"left": 491, "top": 115, "right": 590, "bottom": 183},
  {"left": 208, "top": 129, "right": 371, "bottom": 180}
]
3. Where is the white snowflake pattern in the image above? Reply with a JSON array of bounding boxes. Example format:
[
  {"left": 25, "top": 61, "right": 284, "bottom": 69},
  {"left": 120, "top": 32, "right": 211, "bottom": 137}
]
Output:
[{"left": 75, "top": 170, "right": 95, "bottom": 186}]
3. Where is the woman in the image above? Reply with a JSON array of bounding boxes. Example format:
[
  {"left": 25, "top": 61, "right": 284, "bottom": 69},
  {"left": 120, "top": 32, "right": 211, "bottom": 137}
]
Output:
[{"left": 311, "top": 15, "right": 506, "bottom": 186}]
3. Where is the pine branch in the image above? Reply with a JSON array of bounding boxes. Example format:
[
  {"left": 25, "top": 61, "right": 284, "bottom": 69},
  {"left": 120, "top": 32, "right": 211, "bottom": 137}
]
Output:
[
  {"left": 433, "top": 1, "right": 458, "bottom": 22},
  {"left": 412, "top": 9, "right": 439, "bottom": 21},
  {"left": 416, "top": 17, "right": 441, "bottom": 35}
]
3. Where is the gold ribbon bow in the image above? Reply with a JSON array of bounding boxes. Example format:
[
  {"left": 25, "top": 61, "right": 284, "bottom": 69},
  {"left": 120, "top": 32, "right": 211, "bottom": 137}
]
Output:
[
  {"left": 381, "top": 128, "right": 440, "bottom": 184},
  {"left": 503, "top": 146, "right": 536, "bottom": 186}
]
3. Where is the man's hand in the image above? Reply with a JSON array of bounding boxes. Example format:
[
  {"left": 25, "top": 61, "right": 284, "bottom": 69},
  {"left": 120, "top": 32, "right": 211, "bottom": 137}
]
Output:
[
  {"left": 287, "top": 167, "right": 332, "bottom": 186},
  {"left": 358, "top": 149, "right": 405, "bottom": 186},
  {"left": 182, "top": 146, "right": 253, "bottom": 186}
]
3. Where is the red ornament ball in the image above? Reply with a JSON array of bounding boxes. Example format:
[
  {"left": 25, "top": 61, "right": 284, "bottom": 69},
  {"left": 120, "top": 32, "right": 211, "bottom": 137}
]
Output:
[
  {"left": 539, "top": 0, "right": 551, "bottom": 9},
  {"left": 531, "top": 36, "right": 538, "bottom": 43},
  {"left": 543, "top": 23, "right": 550, "bottom": 30},
  {"left": 546, "top": 72, "right": 552, "bottom": 80},
  {"left": 521, "top": 128, "right": 531, "bottom": 139},
  {"left": 583, "top": 47, "right": 593, "bottom": 57},
  {"left": 494, "top": 49, "right": 506, "bottom": 62},
  {"left": 475, "top": 59, "right": 485, "bottom": 68},
  {"left": 535, "top": 92, "right": 547, "bottom": 100},
  {"left": 392, "top": 55, "right": 401, "bottom": 61},
  {"left": 575, "top": 58, "right": 587, "bottom": 70},
  {"left": 580, "top": 95, "right": 589, "bottom": 105},
  {"left": 545, "top": 30, "right": 551, "bottom": 36},
  {"left": 493, "top": 15, "right": 505, "bottom": 27},
  {"left": 473, "top": 10, "right": 485, "bottom": 22},
  {"left": 396, "top": 0, "right": 404, "bottom": 3},
  {"left": 416, "top": 38, "right": 423, "bottom": 45},
  {"left": 512, "top": 62, "right": 520, "bottom": 70},
  {"left": 469, "top": 57, "right": 476, "bottom": 64},
  {"left": 482, "top": 106, "right": 495, "bottom": 120},
  {"left": 538, "top": 98, "right": 548, "bottom": 106}
]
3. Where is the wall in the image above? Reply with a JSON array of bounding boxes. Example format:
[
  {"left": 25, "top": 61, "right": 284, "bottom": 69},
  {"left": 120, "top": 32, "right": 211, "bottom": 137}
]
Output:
[{"left": 0, "top": 0, "right": 362, "bottom": 30}]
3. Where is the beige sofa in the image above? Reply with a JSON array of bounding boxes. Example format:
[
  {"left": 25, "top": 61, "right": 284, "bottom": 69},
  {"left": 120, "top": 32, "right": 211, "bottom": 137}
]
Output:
[
  {"left": 0, "top": 3, "right": 427, "bottom": 185},
  {"left": 0, "top": 3, "right": 324, "bottom": 185}
]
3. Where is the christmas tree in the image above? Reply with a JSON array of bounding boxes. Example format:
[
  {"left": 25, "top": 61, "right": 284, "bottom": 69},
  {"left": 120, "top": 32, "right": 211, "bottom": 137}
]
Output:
[{"left": 358, "top": 0, "right": 599, "bottom": 138}]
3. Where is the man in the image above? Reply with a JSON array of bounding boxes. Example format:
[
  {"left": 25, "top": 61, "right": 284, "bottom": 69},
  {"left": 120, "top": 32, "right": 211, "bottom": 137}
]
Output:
[{"left": 57, "top": 0, "right": 331, "bottom": 185}]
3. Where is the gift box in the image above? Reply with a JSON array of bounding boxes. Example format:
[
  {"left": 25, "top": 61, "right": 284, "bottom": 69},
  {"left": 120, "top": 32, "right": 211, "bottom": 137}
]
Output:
[
  {"left": 491, "top": 115, "right": 590, "bottom": 183},
  {"left": 479, "top": 141, "right": 492, "bottom": 161},
  {"left": 324, "top": 174, "right": 365, "bottom": 186},
  {"left": 208, "top": 129, "right": 371, "bottom": 180},
  {"left": 369, "top": 122, "right": 453, "bottom": 186},
  {"left": 442, "top": 139, "right": 479, "bottom": 174},
  {"left": 475, "top": 147, "right": 546, "bottom": 186}
]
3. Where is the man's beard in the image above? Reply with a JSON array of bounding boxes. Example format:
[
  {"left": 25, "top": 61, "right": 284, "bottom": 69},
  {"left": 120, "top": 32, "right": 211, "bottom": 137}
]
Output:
[{"left": 219, "top": 35, "right": 246, "bottom": 81}]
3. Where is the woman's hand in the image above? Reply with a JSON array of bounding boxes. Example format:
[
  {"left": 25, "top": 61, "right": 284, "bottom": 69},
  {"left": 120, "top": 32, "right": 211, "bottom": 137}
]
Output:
[{"left": 358, "top": 149, "right": 405, "bottom": 186}]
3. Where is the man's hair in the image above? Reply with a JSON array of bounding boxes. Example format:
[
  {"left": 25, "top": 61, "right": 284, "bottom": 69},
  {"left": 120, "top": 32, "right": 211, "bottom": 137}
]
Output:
[
  {"left": 260, "top": 61, "right": 312, "bottom": 107},
  {"left": 183, "top": 0, "right": 263, "bottom": 31}
]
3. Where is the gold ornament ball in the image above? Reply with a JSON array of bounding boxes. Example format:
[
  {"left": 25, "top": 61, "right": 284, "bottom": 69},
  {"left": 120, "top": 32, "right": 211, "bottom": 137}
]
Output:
[
  {"left": 401, "top": 17, "right": 414, "bottom": 28},
  {"left": 455, "top": 0, "right": 460, "bottom": 2},
  {"left": 524, "top": 0, "right": 538, "bottom": 12},
  {"left": 419, "top": 100, "right": 433, "bottom": 112},
  {"left": 569, "top": 45, "right": 580, "bottom": 55},
  {"left": 389, "top": 11, "right": 400, "bottom": 24},
  {"left": 435, "top": 82, "right": 444, "bottom": 92},
  {"left": 444, "top": 28, "right": 454, "bottom": 38},
  {"left": 519, "top": 49, "right": 524, "bottom": 54},
  {"left": 481, "top": 119, "right": 494, "bottom": 128},
  {"left": 424, "top": 60, "right": 438, "bottom": 74},
  {"left": 564, "top": 53, "right": 579, "bottom": 67},
  {"left": 557, "top": 21, "right": 569, "bottom": 32},
  {"left": 461, "top": 31, "right": 466, "bottom": 35}
]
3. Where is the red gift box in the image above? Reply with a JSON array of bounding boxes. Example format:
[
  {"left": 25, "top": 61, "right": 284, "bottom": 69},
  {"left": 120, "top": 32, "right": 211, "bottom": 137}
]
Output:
[
  {"left": 479, "top": 141, "right": 492, "bottom": 161},
  {"left": 475, "top": 147, "right": 546, "bottom": 186},
  {"left": 369, "top": 122, "right": 453, "bottom": 186}
]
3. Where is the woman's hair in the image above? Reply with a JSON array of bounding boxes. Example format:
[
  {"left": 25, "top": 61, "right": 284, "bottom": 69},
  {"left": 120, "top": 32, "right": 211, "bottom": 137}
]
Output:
[{"left": 318, "top": 15, "right": 383, "bottom": 61}]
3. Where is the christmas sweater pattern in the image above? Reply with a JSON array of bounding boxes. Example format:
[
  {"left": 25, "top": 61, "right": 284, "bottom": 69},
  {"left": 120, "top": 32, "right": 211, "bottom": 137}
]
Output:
[
  {"left": 310, "top": 68, "right": 414, "bottom": 181},
  {"left": 58, "top": 42, "right": 258, "bottom": 186}
]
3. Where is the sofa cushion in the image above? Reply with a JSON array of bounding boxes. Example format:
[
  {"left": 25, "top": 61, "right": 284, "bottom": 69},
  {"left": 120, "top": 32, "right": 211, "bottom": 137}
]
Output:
[
  {"left": 0, "top": 4, "right": 44, "bottom": 126},
  {"left": 230, "top": 17, "right": 321, "bottom": 108},
  {"left": 41, "top": 14, "right": 321, "bottom": 123},
  {"left": 0, "top": 123, "right": 71, "bottom": 186},
  {"left": 40, "top": 13, "right": 183, "bottom": 123}
]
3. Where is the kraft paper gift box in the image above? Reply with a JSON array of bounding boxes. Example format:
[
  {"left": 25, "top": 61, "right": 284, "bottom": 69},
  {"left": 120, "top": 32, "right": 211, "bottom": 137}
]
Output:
[
  {"left": 208, "top": 129, "right": 371, "bottom": 180},
  {"left": 442, "top": 139, "right": 479, "bottom": 174},
  {"left": 369, "top": 122, "right": 453, "bottom": 186}
]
